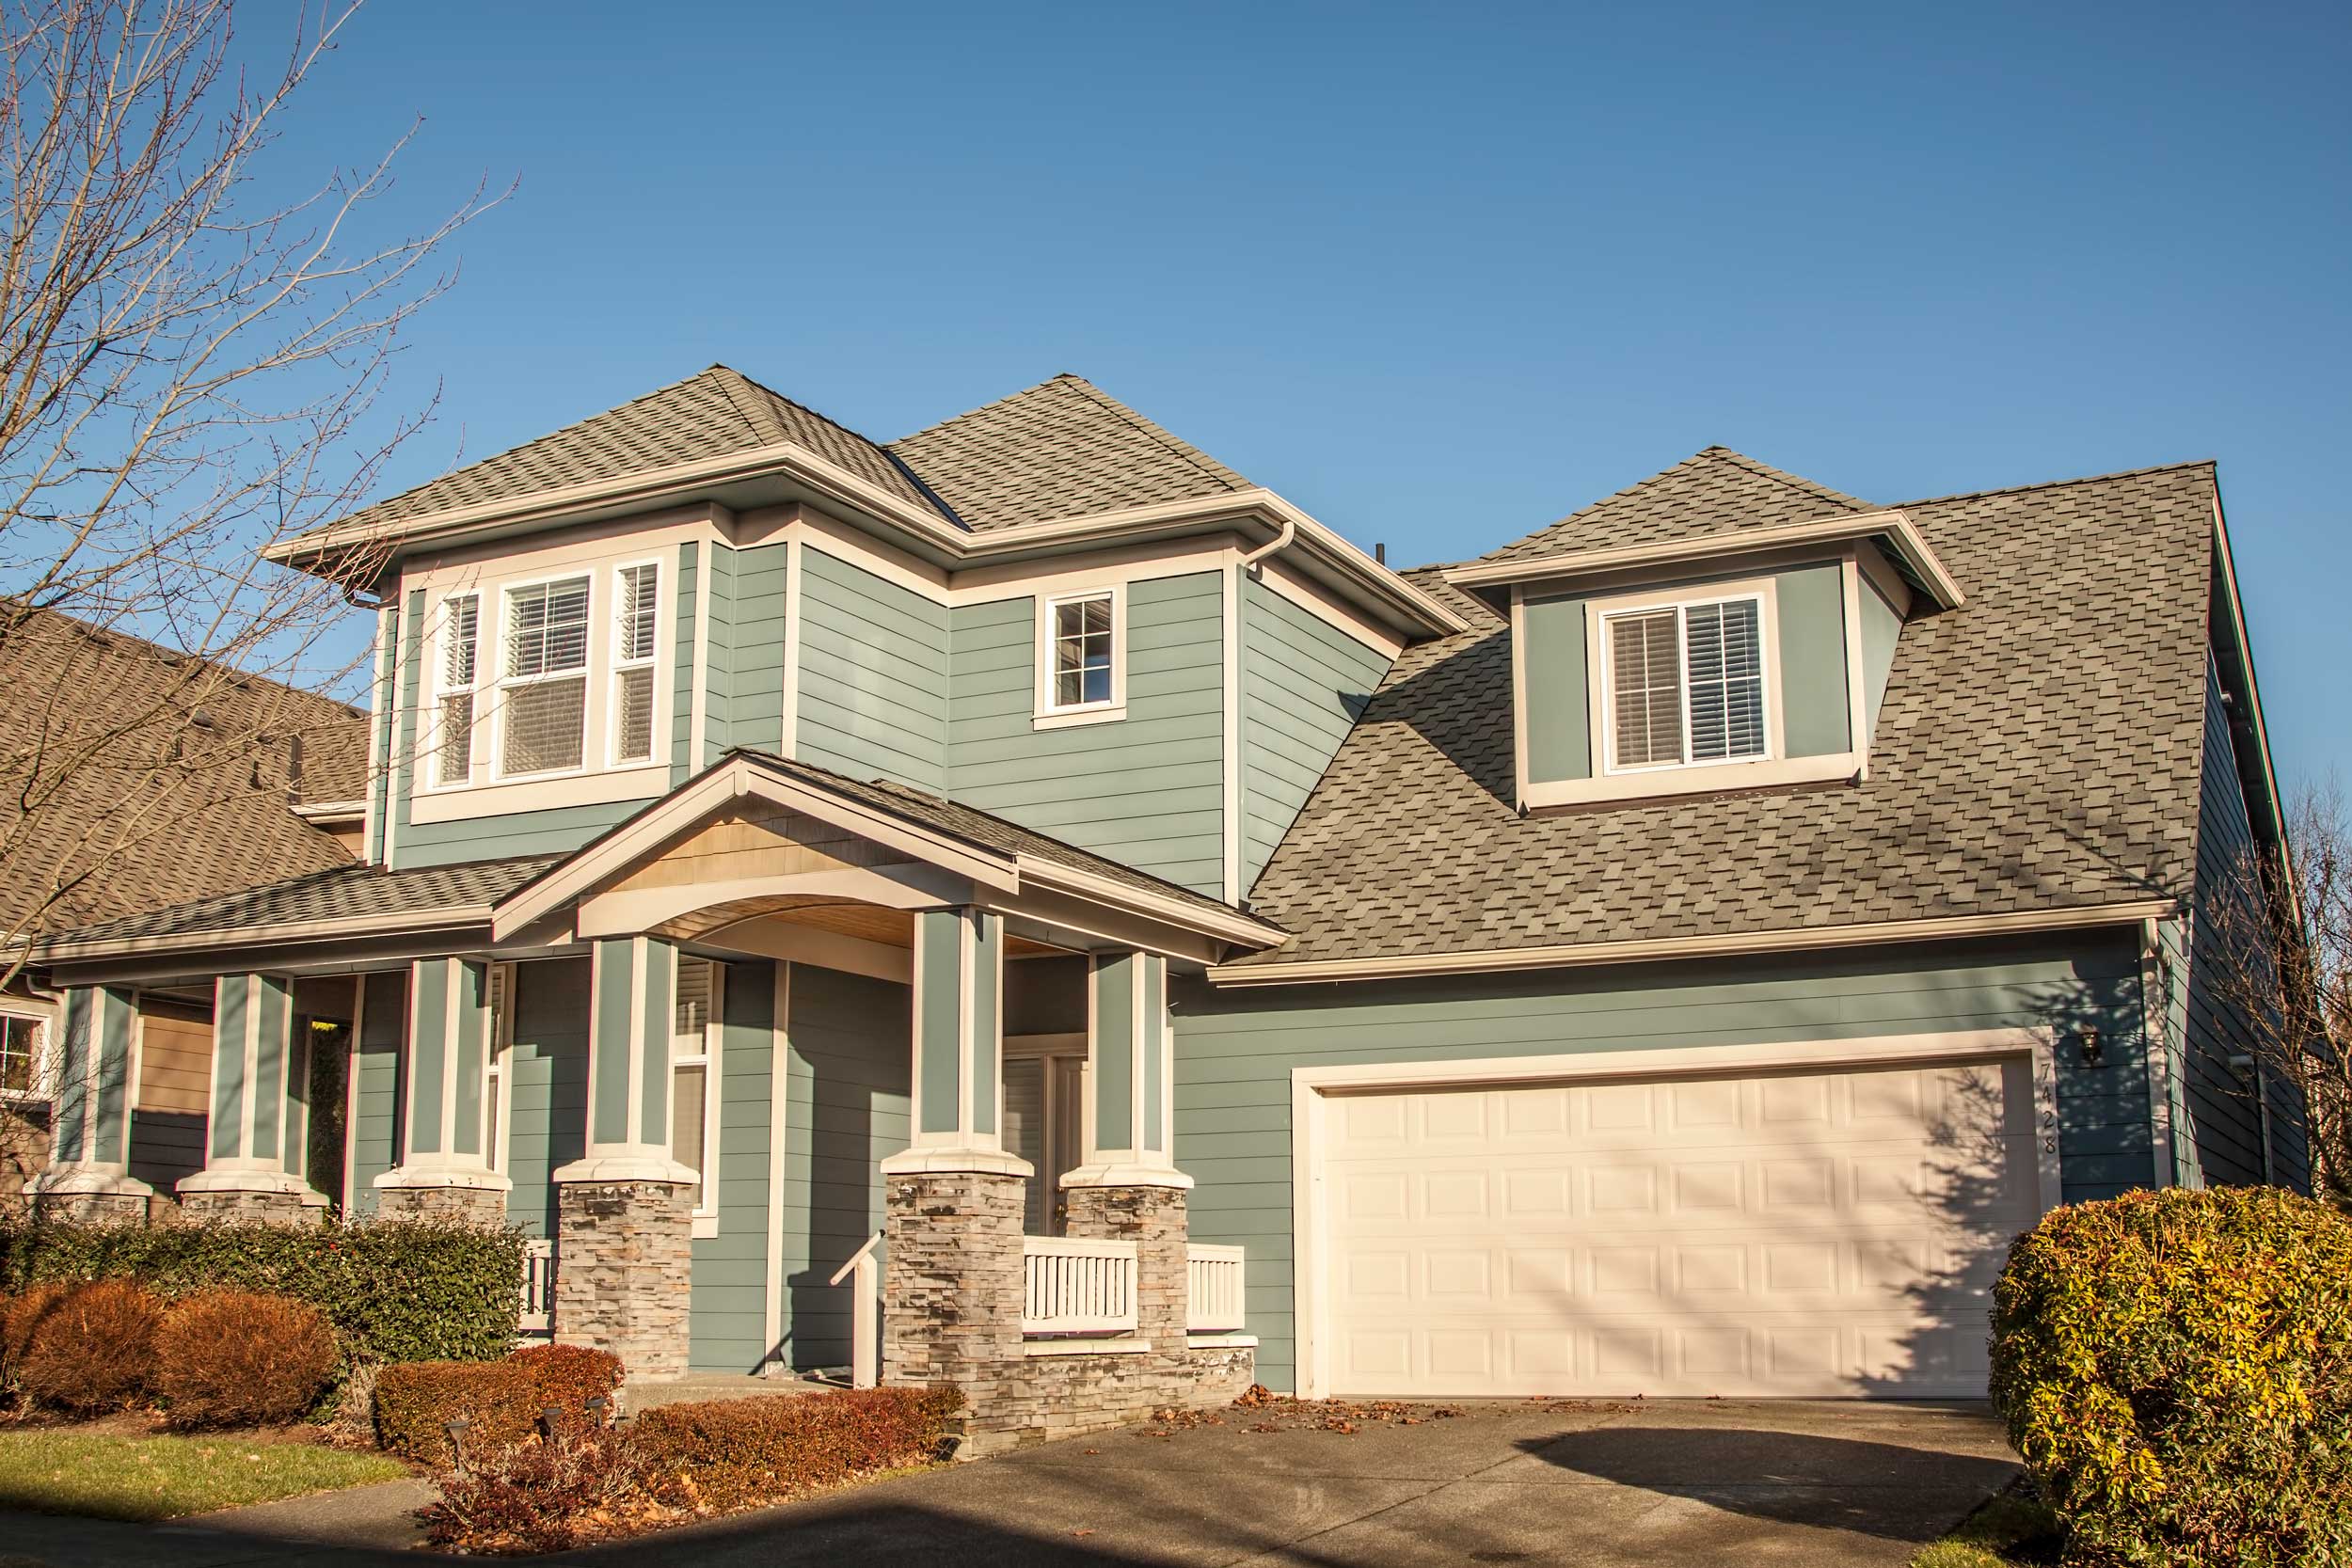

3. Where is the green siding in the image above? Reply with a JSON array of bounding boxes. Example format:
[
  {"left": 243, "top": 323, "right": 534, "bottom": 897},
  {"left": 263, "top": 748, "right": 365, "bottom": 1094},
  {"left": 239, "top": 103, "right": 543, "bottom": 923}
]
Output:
[
  {"left": 1777, "top": 562, "right": 1851, "bottom": 758},
  {"left": 451, "top": 962, "right": 488, "bottom": 1161},
  {"left": 388, "top": 590, "right": 424, "bottom": 866},
  {"left": 1520, "top": 594, "right": 1589, "bottom": 785},
  {"left": 1239, "top": 578, "right": 1391, "bottom": 894},
  {"left": 636, "top": 939, "right": 676, "bottom": 1148},
  {"left": 723, "top": 542, "right": 788, "bottom": 755},
  {"left": 366, "top": 604, "right": 398, "bottom": 863},
  {"left": 915, "top": 912, "right": 961, "bottom": 1135},
  {"left": 210, "top": 976, "right": 247, "bottom": 1160},
  {"left": 691, "top": 958, "right": 776, "bottom": 1372},
  {"left": 590, "top": 940, "right": 635, "bottom": 1146},
  {"left": 1093, "top": 956, "right": 1133, "bottom": 1149},
  {"left": 348, "top": 971, "right": 405, "bottom": 1217},
  {"left": 795, "top": 546, "right": 947, "bottom": 793},
  {"left": 392, "top": 799, "right": 650, "bottom": 870},
  {"left": 250, "top": 974, "right": 289, "bottom": 1164},
  {"left": 407, "top": 960, "right": 448, "bottom": 1154},
  {"left": 947, "top": 572, "right": 1227, "bottom": 896},
  {"left": 1174, "top": 936, "right": 2153, "bottom": 1394},
  {"left": 776, "top": 963, "right": 910, "bottom": 1371},
  {"left": 503, "top": 958, "right": 589, "bottom": 1239},
  {"left": 1860, "top": 576, "right": 1902, "bottom": 742}
]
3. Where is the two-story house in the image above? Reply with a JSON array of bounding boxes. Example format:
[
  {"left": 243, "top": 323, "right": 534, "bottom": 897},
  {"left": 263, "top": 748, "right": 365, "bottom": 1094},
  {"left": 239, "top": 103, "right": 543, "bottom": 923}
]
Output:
[{"left": 24, "top": 367, "right": 2295, "bottom": 1449}]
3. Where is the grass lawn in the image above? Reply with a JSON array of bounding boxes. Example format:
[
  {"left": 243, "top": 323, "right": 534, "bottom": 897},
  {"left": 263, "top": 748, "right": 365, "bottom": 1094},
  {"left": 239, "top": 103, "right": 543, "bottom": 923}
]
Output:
[
  {"left": 1913, "top": 1489, "right": 2065, "bottom": 1568},
  {"left": 0, "top": 1430, "right": 406, "bottom": 1521}
]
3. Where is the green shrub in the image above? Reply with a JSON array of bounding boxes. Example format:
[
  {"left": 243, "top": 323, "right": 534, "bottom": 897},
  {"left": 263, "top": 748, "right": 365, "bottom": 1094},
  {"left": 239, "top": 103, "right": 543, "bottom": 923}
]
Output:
[
  {"left": 153, "top": 1289, "right": 340, "bottom": 1430},
  {"left": 0, "top": 1215, "right": 523, "bottom": 1366},
  {"left": 1990, "top": 1186, "right": 2352, "bottom": 1565},
  {"left": 375, "top": 1344, "right": 623, "bottom": 1462},
  {"left": 18, "top": 1278, "right": 163, "bottom": 1413},
  {"left": 635, "top": 1387, "right": 963, "bottom": 1512}
]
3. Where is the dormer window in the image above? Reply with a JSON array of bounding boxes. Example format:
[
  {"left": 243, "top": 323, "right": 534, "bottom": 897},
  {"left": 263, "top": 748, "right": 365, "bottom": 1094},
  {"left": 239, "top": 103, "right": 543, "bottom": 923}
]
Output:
[{"left": 1602, "top": 594, "right": 1767, "bottom": 771}]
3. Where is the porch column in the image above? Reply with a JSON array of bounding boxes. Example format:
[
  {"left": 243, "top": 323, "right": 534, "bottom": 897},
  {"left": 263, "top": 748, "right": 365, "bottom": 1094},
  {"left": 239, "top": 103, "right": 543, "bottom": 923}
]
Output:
[
  {"left": 879, "top": 907, "right": 1032, "bottom": 1396},
  {"left": 374, "top": 958, "right": 510, "bottom": 1224},
  {"left": 551, "top": 935, "right": 695, "bottom": 1381},
  {"left": 178, "top": 973, "right": 323, "bottom": 1222},
  {"left": 1061, "top": 950, "right": 1192, "bottom": 1348},
  {"left": 27, "top": 986, "right": 155, "bottom": 1222}
]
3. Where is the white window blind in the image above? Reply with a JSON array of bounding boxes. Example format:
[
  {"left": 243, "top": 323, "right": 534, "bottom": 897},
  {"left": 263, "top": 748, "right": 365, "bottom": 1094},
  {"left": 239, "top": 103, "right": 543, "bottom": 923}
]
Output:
[
  {"left": 436, "top": 596, "right": 480, "bottom": 786},
  {"left": 1605, "top": 596, "right": 1767, "bottom": 769},
  {"left": 1049, "top": 593, "right": 1114, "bottom": 707},
  {"left": 612, "top": 563, "right": 659, "bottom": 764},
  {"left": 501, "top": 577, "right": 591, "bottom": 775}
]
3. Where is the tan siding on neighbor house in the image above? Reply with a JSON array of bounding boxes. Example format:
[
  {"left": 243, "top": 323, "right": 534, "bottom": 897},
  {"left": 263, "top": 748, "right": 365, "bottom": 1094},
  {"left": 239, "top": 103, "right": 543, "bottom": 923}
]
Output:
[{"left": 135, "top": 1006, "right": 213, "bottom": 1116}]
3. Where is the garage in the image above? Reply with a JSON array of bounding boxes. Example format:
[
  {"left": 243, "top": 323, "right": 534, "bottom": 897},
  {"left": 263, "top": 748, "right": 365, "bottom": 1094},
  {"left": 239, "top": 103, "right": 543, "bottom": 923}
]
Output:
[{"left": 1309, "top": 1049, "right": 2048, "bottom": 1399}]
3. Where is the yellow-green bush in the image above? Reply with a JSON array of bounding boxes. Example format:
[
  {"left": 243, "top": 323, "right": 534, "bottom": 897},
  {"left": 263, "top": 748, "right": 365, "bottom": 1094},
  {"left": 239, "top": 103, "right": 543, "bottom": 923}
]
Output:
[{"left": 1990, "top": 1186, "right": 2352, "bottom": 1565}]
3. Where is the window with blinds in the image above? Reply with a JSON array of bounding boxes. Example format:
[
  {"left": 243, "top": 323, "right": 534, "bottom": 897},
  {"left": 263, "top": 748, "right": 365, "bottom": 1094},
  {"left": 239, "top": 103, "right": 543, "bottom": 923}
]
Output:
[
  {"left": 612, "top": 562, "right": 659, "bottom": 764},
  {"left": 500, "top": 577, "right": 591, "bottom": 775},
  {"left": 1603, "top": 595, "right": 1767, "bottom": 769},
  {"left": 436, "top": 595, "right": 480, "bottom": 786}
]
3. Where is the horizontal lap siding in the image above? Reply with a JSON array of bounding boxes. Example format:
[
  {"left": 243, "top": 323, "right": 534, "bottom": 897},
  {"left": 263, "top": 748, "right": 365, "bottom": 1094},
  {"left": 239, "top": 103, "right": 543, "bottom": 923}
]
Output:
[
  {"left": 1239, "top": 578, "right": 1390, "bottom": 894},
  {"left": 671, "top": 545, "right": 701, "bottom": 784},
  {"left": 347, "top": 971, "right": 405, "bottom": 1218},
  {"left": 777, "top": 964, "right": 909, "bottom": 1371},
  {"left": 948, "top": 573, "right": 1226, "bottom": 897},
  {"left": 1173, "top": 935, "right": 2150, "bottom": 1394},
  {"left": 504, "top": 958, "right": 589, "bottom": 1240},
  {"left": 127, "top": 1110, "right": 204, "bottom": 1196},
  {"left": 393, "top": 800, "right": 653, "bottom": 868},
  {"left": 794, "top": 547, "right": 946, "bottom": 794},
  {"left": 725, "top": 543, "right": 788, "bottom": 756},
  {"left": 691, "top": 958, "right": 776, "bottom": 1372},
  {"left": 2181, "top": 659, "right": 2297, "bottom": 1188}
]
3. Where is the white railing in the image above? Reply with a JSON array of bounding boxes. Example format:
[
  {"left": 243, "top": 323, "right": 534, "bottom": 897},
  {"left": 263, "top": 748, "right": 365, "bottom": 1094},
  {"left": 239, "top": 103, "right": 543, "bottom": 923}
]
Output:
[
  {"left": 1187, "top": 1243, "right": 1247, "bottom": 1333},
  {"left": 519, "top": 1239, "right": 556, "bottom": 1336},
  {"left": 1022, "top": 1236, "right": 1137, "bottom": 1336},
  {"left": 828, "top": 1231, "right": 882, "bottom": 1388}
]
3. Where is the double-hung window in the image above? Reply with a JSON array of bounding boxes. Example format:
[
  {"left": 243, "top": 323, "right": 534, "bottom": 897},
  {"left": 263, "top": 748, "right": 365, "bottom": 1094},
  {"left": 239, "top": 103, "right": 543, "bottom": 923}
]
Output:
[
  {"left": 482, "top": 962, "right": 513, "bottom": 1173},
  {"left": 435, "top": 594, "right": 481, "bottom": 786},
  {"left": 499, "top": 576, "right": 592, "bottom": 776},
  {"left": 610, "top": 562, "right": 660, "bottom": 766},
  {"left": 1039, "top": 587, "right": 1120, "bottom": 721},
  {"left": 1602, "top": 594, "right": 1767, "bottom": 771},
  {"left": 669, "top": 958, "right": 721, "bottom": 1228},
  {"left": 0, "top": 1013, "right": 42, "bottom": 1098}
]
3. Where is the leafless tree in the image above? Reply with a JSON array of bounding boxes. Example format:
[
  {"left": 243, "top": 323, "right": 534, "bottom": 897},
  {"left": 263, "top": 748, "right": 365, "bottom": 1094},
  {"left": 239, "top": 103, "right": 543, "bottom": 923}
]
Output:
[
  {"left": 2199, "top": 783, "right": 2352, "bottom": 1207},
  {"left": 0, "top": 0, "right": 496, "bottom": 1189}
]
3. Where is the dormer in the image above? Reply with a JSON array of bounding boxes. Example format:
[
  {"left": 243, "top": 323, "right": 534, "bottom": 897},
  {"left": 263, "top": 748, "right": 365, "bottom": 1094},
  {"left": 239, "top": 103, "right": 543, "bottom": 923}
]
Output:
[{"left": 1448, "top": 505, "right": 1963, "bottom": 811}]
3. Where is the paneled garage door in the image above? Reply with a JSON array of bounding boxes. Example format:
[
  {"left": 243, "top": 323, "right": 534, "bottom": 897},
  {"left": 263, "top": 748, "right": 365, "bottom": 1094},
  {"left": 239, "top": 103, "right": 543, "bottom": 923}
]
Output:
[{"left": 1320, "top": 1057, "right": 2042, "bottom": 1398}]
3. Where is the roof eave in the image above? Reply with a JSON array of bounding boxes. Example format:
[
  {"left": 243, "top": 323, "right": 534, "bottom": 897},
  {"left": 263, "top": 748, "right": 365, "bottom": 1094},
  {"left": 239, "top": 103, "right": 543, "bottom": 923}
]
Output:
[{"left": 1443, "top": 510, "right": 1965, "bottom": 612}]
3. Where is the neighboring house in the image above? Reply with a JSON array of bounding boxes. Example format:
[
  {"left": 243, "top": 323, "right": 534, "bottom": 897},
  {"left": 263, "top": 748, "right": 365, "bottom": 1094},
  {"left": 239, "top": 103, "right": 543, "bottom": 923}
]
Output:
[
  {"left": 24, "top": 367, "right": 2294, "bottom": 1447},
  {"left": 0, "top": 609, "right": 364, "bottom": 1205}
]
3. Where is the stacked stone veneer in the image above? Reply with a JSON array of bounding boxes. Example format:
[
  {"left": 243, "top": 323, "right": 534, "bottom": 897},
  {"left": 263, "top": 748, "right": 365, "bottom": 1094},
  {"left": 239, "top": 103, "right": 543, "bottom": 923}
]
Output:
[
  {"left": 28, "top": 1189, "right": 150, "bottom": 1225},
  {"left": 556, "top": 1180, "right": 691, "bottom": 1381},
  {"left": 886, "top": 1174, "right": 1256, "bottom": 1457},
  {"left": 377, "top": 1184, "right": 508, "bottom": 1226},
  {"left": 176, "top": 1188, "right": 318, "bottom": 1225}
]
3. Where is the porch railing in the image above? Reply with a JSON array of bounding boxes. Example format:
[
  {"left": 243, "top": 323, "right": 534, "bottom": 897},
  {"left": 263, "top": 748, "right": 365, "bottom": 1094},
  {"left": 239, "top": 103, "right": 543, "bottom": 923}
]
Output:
[
  {"left": 519, "top": 1238, "right": 556, "bottom": 1337},
  {"left": 829, "top": 1231, "right": 882, "bottom": 1388},
  {"left": 1186, "top": 1243, "right": 1246, "bottom": 1333},
  {"left": 1022, "top": 1236, "right": 1136, "bottom": 1336}
]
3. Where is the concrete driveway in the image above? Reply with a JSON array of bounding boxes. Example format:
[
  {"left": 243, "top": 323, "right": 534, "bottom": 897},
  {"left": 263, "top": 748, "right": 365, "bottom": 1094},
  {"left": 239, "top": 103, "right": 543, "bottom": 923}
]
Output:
[{"left": 0, "top": 1398, "right": 2016, "bottom": 1567}]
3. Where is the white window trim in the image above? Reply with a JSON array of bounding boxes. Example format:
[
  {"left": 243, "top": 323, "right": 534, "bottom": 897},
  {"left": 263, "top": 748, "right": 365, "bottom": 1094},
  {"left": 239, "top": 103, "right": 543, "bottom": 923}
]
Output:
[
  {"left": 485, "top": 961, "right": 515, "bottom": 1175},
  {"left": 1033, "top": 585, "right": 1126, "bottom": 730},
  {"left": 492, "top": 568, "right": 599, "bottom": 784},
  {"left": 0, "top": 1006, "right": 51, "bottom": 1101},
  {"left": 421, "top": 592, "right": 483, "bottom": 794},
  {"left": 1596, "top": 586, "right": 1776, "bottom": 776},
  {"left": 606, "top": 557, "right": 663, "bottom": 769},
  {"left": 671, "top": 958, "right": 723, "bottom": 1239}
]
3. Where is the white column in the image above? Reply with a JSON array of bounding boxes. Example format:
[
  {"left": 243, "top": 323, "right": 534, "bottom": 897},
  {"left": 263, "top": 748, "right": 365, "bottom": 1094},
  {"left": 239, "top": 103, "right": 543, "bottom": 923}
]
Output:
[
  {"left": 376, "top": 957, "right": 511, "bottom": 1200},
  {"left": 1062, "top": 949, "right": 1189, "bottom": 1190},
  {"left": 879, "top": 906, "right": 1031, "bottom": 1178}
]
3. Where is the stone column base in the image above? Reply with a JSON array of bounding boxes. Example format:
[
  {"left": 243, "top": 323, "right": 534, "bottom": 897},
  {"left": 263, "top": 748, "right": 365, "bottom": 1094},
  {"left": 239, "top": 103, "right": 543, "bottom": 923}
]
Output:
[
  {"left": 882, "top": 1169, "right": 1025, "bottom": 1403},
  {"left": 554, "top": 1178, "right": 691, "bottom": 1382},
  {"left": 1061, "top": 1182, "right": 1190, "bottom": 1347},
  {"left": 26, "top": 1169, "right": 154, "bottom": 1226},
  {"left": 175, "top": 1170, "right": 320, "bottom": 1225},
  {"left": 376, "top": 1171, "right": 511, "bottom": 1227}
]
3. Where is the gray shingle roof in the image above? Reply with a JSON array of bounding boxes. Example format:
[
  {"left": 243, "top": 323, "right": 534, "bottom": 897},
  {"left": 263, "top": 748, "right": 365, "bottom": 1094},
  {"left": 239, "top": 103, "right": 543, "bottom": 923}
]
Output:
[
  {"left": 1227, "top": 455, "right": 2217, "bottom": 969},
  {"left": 1476, "top": 446, "right": 1878, "bottom": 567},
  {"left": 328, "top": 366, "right": 948, "bottom": 536},
  {"left": 888, "top": 374, "right": 1252, "bottom": 531},
  {"left": 43, "top": 854, "right": 559, "bottom": 949}
]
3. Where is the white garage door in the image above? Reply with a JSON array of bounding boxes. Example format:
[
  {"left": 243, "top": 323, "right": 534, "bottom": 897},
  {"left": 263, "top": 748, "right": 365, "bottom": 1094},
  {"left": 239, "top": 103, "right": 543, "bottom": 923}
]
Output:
[{"left": 1320, "top": 1056, "right": 2042, "bottom": 1398}]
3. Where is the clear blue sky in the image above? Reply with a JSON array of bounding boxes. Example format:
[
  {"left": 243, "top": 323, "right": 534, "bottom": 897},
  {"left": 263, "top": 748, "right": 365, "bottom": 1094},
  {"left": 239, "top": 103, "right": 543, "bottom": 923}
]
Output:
[{"left": 277, "top": 0, "right": 2349, "bottom": 793}]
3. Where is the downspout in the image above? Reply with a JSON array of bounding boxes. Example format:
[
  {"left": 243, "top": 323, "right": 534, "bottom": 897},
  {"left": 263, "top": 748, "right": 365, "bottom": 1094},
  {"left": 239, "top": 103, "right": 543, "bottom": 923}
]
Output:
[{"left": 1239, "top": 518, "right": 1295, "bottom": 572}]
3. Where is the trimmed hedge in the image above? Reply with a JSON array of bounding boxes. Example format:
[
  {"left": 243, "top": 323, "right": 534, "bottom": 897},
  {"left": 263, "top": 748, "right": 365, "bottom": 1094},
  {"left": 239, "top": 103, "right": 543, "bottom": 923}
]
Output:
[
  {"left": 635, "top": 1387, "right": 963, "bottom": 1512},
  {"left": 0, "top": 1215, "right": 524, "bottom": 1366},
  {"left": 154, "top": 1289, "right": 340, "bottom": 1429},
  {"left": 376, "top": 1343, "right": 623, "bottom": 1462},
  {"left": 1990, "top": 1186, "right": 2352, "bottom": 1565}
]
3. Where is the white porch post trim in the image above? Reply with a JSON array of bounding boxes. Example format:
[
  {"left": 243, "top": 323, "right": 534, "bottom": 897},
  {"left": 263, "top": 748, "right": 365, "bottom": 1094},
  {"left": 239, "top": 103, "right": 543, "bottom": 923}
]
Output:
[
  {"left": 880, "top": 905, "right": 1031, "bottom": 1179},
  {"left": 1062, "top": 949, "right": 1190, "bottom": 1191},
  {"left": 179, "top": 972, "right": 313, "bottom": 1200},
  {"left": 376, "top": 957, "right": 511, "bottom": 1196},
  {"left": 553, "top": 934, "right": 694, "bottom": 1185},
  {"left": 28, "top": 986, "right": 155, "bottom": 1202}
]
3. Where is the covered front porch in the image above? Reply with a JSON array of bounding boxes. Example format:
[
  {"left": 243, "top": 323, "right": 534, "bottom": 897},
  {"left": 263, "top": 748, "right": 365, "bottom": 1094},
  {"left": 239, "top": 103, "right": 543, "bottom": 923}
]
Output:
[{"left": 29, "top": 752, "right": 1278, "bottom": 1448}]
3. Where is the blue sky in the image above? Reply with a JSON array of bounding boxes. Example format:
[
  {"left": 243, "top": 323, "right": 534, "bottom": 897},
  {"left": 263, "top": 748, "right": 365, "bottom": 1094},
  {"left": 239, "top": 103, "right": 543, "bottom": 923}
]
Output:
[{"left": 276, "top": 0, "right": 2348, "bottom": 790}]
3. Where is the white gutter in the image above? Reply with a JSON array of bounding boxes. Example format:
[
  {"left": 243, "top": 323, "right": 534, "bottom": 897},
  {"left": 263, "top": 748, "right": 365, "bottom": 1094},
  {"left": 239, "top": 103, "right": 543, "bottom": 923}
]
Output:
[
  {"left": 1238, "top": 516, "right": 1295, "bottom": 570},
  {"left": 1205, "top": 899, "right": 2175, "bottom": 987}
]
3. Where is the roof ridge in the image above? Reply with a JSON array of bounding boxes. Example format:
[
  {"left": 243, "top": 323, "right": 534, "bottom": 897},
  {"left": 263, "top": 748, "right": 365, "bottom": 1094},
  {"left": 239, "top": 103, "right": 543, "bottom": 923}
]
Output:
[
  {"left": 889, "top": 372, "right": 1083, "bottom": 446},
  {"left": 1896, "top": 457, "right": 2217, "bottom": 510},
  {"left": 714, "top": 363, "right": 966, "bottom": 526},
  {"left": 1056, "top": 375, "right": 1248, "bottom": 495},
  {"left": 1702, "top": 447, "right": 1874, "bottom": 512}
]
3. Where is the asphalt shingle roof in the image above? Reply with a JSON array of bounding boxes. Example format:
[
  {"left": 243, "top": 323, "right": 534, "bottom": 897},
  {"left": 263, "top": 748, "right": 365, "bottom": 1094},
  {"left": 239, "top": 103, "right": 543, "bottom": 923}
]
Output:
[
  {"left": 43, "top": 854, "right": 560, "bottom": 949},
  {"left": 1227, "top": 453, "right": 2217, "bottom": 969},
  {"left": 1476, "top": 446, "right": 1878, "bottom": 566},
  {"left": 887, "top": 374, "right": 1253, "bottom": 532}
]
